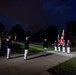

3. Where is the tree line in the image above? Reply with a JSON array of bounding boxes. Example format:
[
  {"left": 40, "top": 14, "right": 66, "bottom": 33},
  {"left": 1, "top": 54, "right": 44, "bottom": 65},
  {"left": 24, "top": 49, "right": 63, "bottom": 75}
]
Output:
[{"left": 0, "top": 23, "right": 59, "bottom": 43}]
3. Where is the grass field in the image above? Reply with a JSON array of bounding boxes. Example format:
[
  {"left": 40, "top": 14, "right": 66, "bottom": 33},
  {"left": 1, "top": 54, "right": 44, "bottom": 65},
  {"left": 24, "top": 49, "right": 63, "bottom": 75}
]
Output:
[
  {"left": 13, "top": 42, "right": 54, "bottom": 53},
  {"left": 47, "top": 56, "right": 76, "bottom": 75}
]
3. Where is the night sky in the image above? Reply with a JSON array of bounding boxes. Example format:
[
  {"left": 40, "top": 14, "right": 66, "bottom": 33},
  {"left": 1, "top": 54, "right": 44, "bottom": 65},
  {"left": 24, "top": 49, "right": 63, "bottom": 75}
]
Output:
[{"left": 0, "top": 0, "right": 76, "bottom": 33}]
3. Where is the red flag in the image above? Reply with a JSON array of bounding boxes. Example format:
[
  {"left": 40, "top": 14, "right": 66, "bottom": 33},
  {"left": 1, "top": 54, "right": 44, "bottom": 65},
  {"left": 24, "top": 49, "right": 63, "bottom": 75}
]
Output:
[{"left": 60, "top": 30, "right": 64, "bottom": 45}]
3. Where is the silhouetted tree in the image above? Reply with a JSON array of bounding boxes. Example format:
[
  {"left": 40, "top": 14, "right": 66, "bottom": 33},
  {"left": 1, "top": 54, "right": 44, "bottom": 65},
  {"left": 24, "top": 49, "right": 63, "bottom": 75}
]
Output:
[
  {"left": 46, "top": 25, "right": 58, "bottom": 43},
  {"left": 66, "top": 20, "right": 76, "bottom": 36},
  {"left": 11, "top": 24, "right": 25, "bottom": 42},
  {"left": 0, "top": 23, "right": 5, "bottom": 36},
  {"left": 26, "top": 31, "right": 32, "bottom": 37},
  {"left": 33, "top": 29, "right": 46, "bottom": 42}
]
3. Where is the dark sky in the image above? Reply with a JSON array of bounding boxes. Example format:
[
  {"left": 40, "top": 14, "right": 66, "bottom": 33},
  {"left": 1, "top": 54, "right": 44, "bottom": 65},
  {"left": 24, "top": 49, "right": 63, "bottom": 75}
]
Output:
[{"left": 0, "top": 0, "right": 76, "bottom": 33}]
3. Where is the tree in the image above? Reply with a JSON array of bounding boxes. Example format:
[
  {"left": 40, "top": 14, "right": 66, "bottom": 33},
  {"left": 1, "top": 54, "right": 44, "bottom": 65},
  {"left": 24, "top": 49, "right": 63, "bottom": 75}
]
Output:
[
  {"left": 33, "top": 29, "right": 46, "bottom": 42},
  {"left": 0, "top": 23, "right": 5, "bottom": 36},
  {"left": 11, "top": 24, "right": 25, "bottom": 42},
  {"left": 46, "top": 25, "right": 58, "bottom": 43}
]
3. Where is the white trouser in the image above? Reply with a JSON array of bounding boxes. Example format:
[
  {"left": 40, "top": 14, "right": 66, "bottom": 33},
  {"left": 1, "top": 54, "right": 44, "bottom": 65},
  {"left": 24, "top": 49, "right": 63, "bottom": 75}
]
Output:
[
  {"left": 7, "top": 48, "right": 11, "bottom": 59},
  {"left": 54, "top": 46, "right": 57, "bottom": 51},
  {"left": 62, "top": 47, "right": 65, "bottom": 52},
  {"left": 67, "top": 47, "right": 70, "bottom": 54},
  {"left": 24, "top": 49, "right": 28, "bottom": 60},
  {"left": 58, "top": 47, "right": 61, "bottom": 52},
  {"left": 44, "top": 48, "right": 47, "bottom": 55}
]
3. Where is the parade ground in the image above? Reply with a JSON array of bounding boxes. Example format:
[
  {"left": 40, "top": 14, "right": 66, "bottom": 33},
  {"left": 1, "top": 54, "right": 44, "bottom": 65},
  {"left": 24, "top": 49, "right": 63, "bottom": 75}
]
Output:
[{"left": 0, "top": 50, "right": 76, "bottom": 75}]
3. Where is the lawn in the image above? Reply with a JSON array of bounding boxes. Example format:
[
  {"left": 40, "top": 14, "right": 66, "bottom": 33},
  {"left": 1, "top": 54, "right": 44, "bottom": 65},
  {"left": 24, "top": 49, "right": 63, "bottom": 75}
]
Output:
[
  {"left": 47, "top": 56, "right": 76, "bottom": 75},
  {"left": 12, "top": 42, "right": 54, "bottom": 53}
]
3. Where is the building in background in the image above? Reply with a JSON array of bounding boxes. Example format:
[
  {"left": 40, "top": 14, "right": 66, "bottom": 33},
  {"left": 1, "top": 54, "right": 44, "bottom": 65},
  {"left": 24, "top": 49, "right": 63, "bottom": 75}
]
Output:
[{"left": 66, "top": 20, "right": 76, "bottom": 44}]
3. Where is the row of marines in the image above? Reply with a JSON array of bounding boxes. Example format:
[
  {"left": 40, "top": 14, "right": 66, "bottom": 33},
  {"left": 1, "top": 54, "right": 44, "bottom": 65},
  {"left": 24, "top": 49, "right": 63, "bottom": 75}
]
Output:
[
  {"left": 0, "top": 37, "right": 48, "bottom": 60},
  {"left": 54, "top": 40, "right": 71, "bottom": 53}
]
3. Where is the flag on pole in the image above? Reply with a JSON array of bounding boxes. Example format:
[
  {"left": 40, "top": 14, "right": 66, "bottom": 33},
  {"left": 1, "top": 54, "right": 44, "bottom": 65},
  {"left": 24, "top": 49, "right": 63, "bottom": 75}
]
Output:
[
  {"left": 62, "top": 29, "right": 64, "bottom": 37},
  {"left": 57, "top": 34, "right": 59, "bottom": 42},
  {"left": 57, "top": 30, "right": 60, "bottom": 42},
  {"left": 60, "top": 30, "right": 65, "bottom": 45},
  {"left": 61, "top": 30, "right": 64, "bottom": 40}
]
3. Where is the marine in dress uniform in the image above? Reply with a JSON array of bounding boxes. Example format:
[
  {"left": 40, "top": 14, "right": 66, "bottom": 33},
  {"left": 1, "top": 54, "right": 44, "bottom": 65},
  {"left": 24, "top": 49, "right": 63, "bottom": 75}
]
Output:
[
  {"left": 24, "top": 37, "right": 29, "bottom": 60},
  {"left": 62, "top": 40, "right": 66, "bottom": 52},
  {"left": 54, "top": 40, "right": 57, "bottom": 51},
  {"left": 58, "top": 41, "right": 61, "bottom": 52},
  {"left": 43, "top": 39, "right": 48, "bottom": 56},
  {"left": 66, "top": 40, "right": 71, "bottom": 54},
  {"left": 6, "top": 36, "right": 12, "bottom": 59}
]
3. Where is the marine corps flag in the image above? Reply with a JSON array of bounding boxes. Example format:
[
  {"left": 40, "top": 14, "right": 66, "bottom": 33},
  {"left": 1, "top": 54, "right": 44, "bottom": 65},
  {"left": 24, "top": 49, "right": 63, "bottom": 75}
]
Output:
[{"left": 60, "top": 30, "right": 64, "bottom": 45}]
